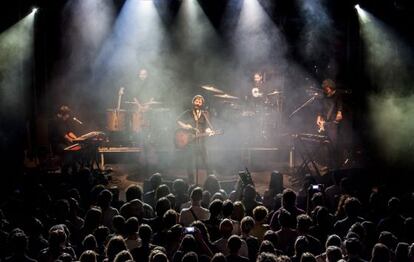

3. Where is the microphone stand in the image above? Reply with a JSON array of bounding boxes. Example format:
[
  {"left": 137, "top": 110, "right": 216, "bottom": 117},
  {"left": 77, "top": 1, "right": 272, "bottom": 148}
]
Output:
[
  {"left": 287, "top": 93, "right": 319, "bottom": 171},
  {"left": 288, "top": 94, "right": 319, "bottom": 119},
  {"left": 194, "top": 117, "right": 200, "bottom": 186}
]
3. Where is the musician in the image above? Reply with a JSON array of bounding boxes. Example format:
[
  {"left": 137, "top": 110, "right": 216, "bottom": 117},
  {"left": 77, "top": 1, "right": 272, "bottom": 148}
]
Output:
[
  {"left": 49, "top": 105, "right": 79, "bottom": 173},
  {"left": 177, "top": 95, "right": 215, "bottom": 184},
  {"left": 50, "top": 106, "right": 77, "bottom": 151},
  {"left": 244, "top": 71, "right": 273, "bottom": 112},
  {"left": 316, "top": 79, "right": 343, "bottom": 168},
  {"left": 128, "top": 68, "right": 161, "bottom": 109}
]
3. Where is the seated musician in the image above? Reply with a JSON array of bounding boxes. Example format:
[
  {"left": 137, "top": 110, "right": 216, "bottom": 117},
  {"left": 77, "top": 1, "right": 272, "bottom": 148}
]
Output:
[{"left": 49, "top": 105, "right": 78, "bottom": 173}]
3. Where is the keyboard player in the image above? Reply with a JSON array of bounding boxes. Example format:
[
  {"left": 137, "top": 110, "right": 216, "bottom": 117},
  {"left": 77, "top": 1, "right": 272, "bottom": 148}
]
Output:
[{"left": 49, "top": 105, "right": 79, "bottom": 173}]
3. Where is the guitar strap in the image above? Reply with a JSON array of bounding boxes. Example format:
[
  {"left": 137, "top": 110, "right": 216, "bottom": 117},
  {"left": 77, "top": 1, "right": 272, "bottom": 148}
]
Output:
[
  {"left": 192, "top": 109, "right": 201, "bottom": 132},
  {"left": 326, "top": 101, "right": 336, "bottom": 122},
  {"left": 189, "top": 207, "right": 199, "bottom": 221},
  {"left": 202, "top": 111, "right": 215, "bottom": 130}
]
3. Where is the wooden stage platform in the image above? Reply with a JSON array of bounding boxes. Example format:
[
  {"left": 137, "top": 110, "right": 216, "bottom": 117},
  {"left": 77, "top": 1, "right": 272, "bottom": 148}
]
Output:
[{"left": 99, "top": 146, "right": 306, "bottom": 199}]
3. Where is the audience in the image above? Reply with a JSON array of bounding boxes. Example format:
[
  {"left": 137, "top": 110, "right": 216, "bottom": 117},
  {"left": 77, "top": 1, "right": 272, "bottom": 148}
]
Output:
[{"left": 1, "top": 167, "right": 413, "bottom": 262}]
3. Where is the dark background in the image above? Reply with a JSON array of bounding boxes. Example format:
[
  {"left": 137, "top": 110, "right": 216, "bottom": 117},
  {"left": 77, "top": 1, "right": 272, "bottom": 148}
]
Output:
[{"left": 1, "top": 0, "right": 414, "bottom": 191}]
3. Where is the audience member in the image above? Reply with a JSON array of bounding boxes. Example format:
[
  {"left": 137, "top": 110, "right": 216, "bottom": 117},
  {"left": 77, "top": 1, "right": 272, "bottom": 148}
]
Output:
[
  {"left": 144, "top": 173, "right": 163, "bottom": 209},
  {"left": 270, "top": 189, "right": 305, "bottom": 230},
  {"left": 225, "top": 235, "right": 249, "bottom": 262},
  {"left": 131, "top": 224, "right": 161, "bottom": 262},
  {"left": 370, "top": 243, "right": 390, "bottom": 262},
  {"left": 5, "top": 229, "right": 37, "bottom": 262},
  {"left": 333, "top": 197, "right": 364, "bottom": 238},
  {"left": 124, "top": 217, "right": 141, "bottom": 251},
  {"left": 344, "top": 237, "right": 366, "bottom": 262},
  {"left": 179, "top": 187, "right": 210, "bottom": 226},
  {"left": 377, "top": 197, "right": 405, "bottom": 239},
  {"left": 275, "top": 209, "right": 298, "bottom": 256},
  {"left": 242, "top": 185, "right": 262, "bottom": 216},
  {"left": 97, "top": 189, "right": 119, "bottom": 230},
  {"left": 240, "top": 216, "right": 259, "bottom": 262},
  {"left": 79, "top": 250, "right": 97, "bottom": 262},
  {"left": 250, "top": 205, "right": 270, "bottom": 242},
  {"left": 203, "top": 199, "right": 223, "bottom": 242},
  {"left": 325, "top": 246, "right": 343, "bottom": 262},
  {"left": 104, "top": 235, "right": 128, "bottom": 262}
]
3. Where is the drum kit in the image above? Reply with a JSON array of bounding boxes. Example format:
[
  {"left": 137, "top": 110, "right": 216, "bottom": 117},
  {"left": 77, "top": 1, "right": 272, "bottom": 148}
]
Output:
[
  {"left": 105, "top": 84, "right": 283, "bottom": 146},
  {"left": 201, "top": 84, "right": 284, "bottom": 145},
  {"left": 201, "top": 84, "right": 283, "bottom": 117},
  {"left": 107, "top": 103, "right": 166, "bottom": 133},
  {"left": 106, "top": 87, "right": 169, "bottom": 136}
]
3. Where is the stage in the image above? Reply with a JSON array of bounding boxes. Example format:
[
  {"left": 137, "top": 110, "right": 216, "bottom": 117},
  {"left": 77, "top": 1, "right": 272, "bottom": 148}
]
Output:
[{"left": 98, "top": 145, "right": 315, "bottom": 199}]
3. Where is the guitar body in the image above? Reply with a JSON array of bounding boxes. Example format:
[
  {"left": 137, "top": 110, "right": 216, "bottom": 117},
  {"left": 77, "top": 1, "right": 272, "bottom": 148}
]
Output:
[
  {"left": 106, "top": 109, "right": 126, "bottom": 131},
  {"left": 317, "top": 120, "right": 338, "bottom": 133},
  {"left": 175, "top": 129, "right": 194, "bottom": 149},
  {"left": 174, "top": 129, "right": 223, "bottom": 149}
]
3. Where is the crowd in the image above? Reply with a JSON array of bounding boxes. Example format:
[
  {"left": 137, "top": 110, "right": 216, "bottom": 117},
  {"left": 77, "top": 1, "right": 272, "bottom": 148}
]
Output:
[{"left": 0, "top": 168, "right": 414, "bottom": 262}]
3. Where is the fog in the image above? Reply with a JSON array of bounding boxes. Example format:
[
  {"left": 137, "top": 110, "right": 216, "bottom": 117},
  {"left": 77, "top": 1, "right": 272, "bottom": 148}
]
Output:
[
  {"left": 0, "top": 12, "right": 35, "bottom": 115},
  {"left": 357, "top": 7, "right": 414, "bottom": 164},
  {"left": 43, "top": 0, "right": 346, "bottom": 174}
]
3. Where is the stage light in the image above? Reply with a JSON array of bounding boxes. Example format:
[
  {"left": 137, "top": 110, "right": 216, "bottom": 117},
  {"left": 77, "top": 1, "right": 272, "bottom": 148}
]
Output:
[
  {"left": 31, "top": 7, "right": 38, "bottom": 14},
  {"left": 355, "top": 4, "right": 370, "bottom": 23}
]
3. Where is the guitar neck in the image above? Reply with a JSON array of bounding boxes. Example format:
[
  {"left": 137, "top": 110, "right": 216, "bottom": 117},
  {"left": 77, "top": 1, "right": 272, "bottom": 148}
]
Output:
[
  {"left": 195, "top": 133, "right": 211, "bottom": 138},
  {"left": 117, "top": 96, "right": 122, "bottom": 111},
  {"left": 195, "top": 131, "right": 222, "bottom": 138},
  {"left": 116, "top": 88, "right": 124, "bottom": 111}
]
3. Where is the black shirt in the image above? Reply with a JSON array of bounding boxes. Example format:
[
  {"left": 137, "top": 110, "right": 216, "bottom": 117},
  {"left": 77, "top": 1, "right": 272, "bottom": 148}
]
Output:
[
  {"left": 49, "top": 116, "right": 77, "bottom": 153},
  {"left": 319, "top": 91, "right": 343, "bottom": 121},
  {"left": 177, "top": 109, "right": 210, "bottom": 133}
]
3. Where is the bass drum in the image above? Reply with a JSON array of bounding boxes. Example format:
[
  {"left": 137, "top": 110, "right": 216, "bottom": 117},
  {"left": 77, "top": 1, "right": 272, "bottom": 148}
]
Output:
[
  {"left": 131, "top": 111, "right": 145, "bottom": 132},
  {"left": 106, "top": 109, "right": 127, "bottom": 131}
]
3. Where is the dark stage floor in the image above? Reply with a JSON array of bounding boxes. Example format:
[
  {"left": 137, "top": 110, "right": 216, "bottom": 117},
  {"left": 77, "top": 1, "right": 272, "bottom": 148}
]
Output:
[{"left": 102, "top": 145, "right": 313, "bottom": 200}]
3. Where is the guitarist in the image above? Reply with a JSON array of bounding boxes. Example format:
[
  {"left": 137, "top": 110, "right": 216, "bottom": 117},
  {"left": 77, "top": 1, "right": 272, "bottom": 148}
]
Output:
[
  {"left": 177, "top": 95, "right": 215, "bottom": 184},
  {"left": 316, "top": 79, "right": 343, "bottom": 169}
]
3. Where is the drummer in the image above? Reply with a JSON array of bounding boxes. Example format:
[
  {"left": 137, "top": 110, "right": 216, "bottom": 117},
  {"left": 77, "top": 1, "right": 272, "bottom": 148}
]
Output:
[
  {"left": 126, "top": 68, "right": 165, "bottom": 108},
  {"left": 124, "top": 68, "right": 166, "bottom": 146}
]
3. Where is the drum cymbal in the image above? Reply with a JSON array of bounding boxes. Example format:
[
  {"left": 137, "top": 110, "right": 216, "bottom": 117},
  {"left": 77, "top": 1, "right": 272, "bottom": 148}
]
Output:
[
  {"left": 201, "top": 85, "right": 224, "bottom": 93},
  {"left": 214, "top": 94, "right": 239, "bottom": 99},
  {"left": 241, "top": 111, "right": 255, "bottom": 117},
  {"left": 150, "top": 107, "right": 171, "bottom": 112},
  {"left": 267, "top": 90, "right": 283, "bottom": 96},
  {"left": 143, "top": 100, "right": 162, "bottom": 105}
]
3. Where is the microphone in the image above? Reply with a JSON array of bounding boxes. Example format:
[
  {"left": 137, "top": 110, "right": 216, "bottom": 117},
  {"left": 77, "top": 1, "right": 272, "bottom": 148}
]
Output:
[
  {"left": 73, "top": 117, "right": 83, "bottom": 125},
  {"left": 336, "top": 89, "right": 352, "bottom": 94}
]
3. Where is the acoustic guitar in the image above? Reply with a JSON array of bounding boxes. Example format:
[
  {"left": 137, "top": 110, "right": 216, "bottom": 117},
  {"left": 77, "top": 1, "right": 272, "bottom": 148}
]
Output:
[
  {"left": 113, "top": 87, "right": 124, "bottom": 130},
  {"left": 174, "top": 128, "right": 222, "bottom": 149}
]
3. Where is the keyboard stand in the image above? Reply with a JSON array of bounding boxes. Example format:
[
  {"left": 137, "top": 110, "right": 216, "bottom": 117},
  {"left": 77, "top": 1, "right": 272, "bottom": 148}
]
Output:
[{"left": 291, "top": 133, "right": 332, "bottom": 178}]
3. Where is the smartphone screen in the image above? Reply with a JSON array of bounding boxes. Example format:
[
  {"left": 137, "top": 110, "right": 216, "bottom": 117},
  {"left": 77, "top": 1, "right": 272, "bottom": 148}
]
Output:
[{"left": 185, "top": 227, "right": 195, "bottom": 233}]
